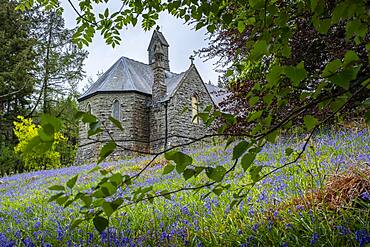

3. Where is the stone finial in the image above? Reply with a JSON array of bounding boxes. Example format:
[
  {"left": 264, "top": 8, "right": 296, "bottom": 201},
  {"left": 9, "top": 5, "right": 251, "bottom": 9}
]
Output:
[{"left": 189, "top": 55, "right": 195, "bottom": 64}]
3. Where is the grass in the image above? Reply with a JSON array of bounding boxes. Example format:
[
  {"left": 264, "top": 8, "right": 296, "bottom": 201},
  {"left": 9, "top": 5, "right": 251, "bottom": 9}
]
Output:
[{"left": 0, "top": 129, "right": 369, "bottom": 246}]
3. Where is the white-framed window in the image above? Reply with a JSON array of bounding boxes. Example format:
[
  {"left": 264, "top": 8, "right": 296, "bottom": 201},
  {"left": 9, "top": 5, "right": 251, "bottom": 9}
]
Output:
[
  {"left": 192, "top": 95, "right": 199, "bottom": 124},
  {"left": 112, "top": 99, "right": 120, "bottom": 120}
]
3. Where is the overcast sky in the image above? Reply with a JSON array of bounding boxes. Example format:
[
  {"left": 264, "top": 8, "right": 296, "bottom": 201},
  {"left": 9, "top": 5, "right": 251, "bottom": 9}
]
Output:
[{"left": 60, "top": 1, "right": 222, "bottom": 92}]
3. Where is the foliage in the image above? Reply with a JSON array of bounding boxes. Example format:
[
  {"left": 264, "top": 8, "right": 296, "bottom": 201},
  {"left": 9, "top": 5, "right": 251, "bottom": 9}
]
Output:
[
  {"left": 16, "top": 0, "right": 370, "bottom": 234},
  {"left": 0, "top": 145, "right": 21, "bottom": 176},
  {"left": 199, "top": 0, "right": 369, "bottom": 132},
  {"left": 28, "top": 5, "right": 88, "bottom": 114},
  {"left": 0, "top": 1, "right": 86, "bottom": 174},
  {"left": 13, "top": 116, "right": 66, "bottom": 171},
  {"left": 0, "top": 130, "right": 369, "bottom": 246},
  {"left": 0, "top": 0, "right": 36, "bottom": 146}
]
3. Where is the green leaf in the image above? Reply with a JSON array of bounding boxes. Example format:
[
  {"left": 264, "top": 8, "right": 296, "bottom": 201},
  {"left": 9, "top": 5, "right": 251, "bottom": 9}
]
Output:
[
  {"left": 206, "top": 166, "right": 226, "bottom": 182},
  {"left": 38, "top": 128, "right": 53, "bottom": 142},
  {"left": 329, "top": 68, "right": 359, "bottom": 90},
  {"left": 56, "top": 196, "right": 69, "bottom": 206},
  {"left": 66, "top": 175, "right": 78, "bottom": 189},
  {"left": 93, "top": 216, "right": 109, "bottom": 233},
  {"left": 222, "top": 113, "right": 237, "bottom": 125},
  {"left": 82, "top": 113, "right": 97, "bottom": 123},
  {"left": 41, "top": 114, "right": 62, "bottom": 131},
  {"left": 92, "top": 189, "right": 105, "bottom": 198},
  {"left": 102, "top": 201, "right": 114, "bottom": 217},
  {"left": 163, "top": 164, "right": 175, "bottom": 175},
  {"left": 81, "top": 195, "right": 92, "bottom": 206},
  {"left": 109, "top": 173, "right": 123, "bottom": 186},
  {"left": 266, "top": 64, "right": 282, "bottom": 85},
  {"left": 225, "top": 69, "right": 233, "bottom": 77},
  {"left": 232, "top": 141, "right": 249, "bottom": 160},
  {"left": 250, "top": 40, "right": 268, "bottom": 59},
  {"left": 194, "top": 167, "right": 204, "bottom": 177},
  {"left": 241, "top": 152, "right": 256, "bottom": 171},
  {"left": 111, "top": 198, "right": 123, "bottom": 210},
  {"left": 48, "top": 192, "right": 64, "bottom": 202},
  {"left": 263, "top": 94, "right": 274, "bottom": 106},
  {"left": 284, "top": 62, "right": 307, "bottom": 86},
  {"left": 89, "top": 166, "right": 101, "bottom": 173},
  {"left": 248, "top": 96, "right": 259, "bottom": 106},
  {"left": 164, "top": 151, "right": 193, "bottom": 174},
  {"left": 303, "top": 115, "right": 318, "bottom": 131},
  {"left": 88, "top": 122, "right": 102, "bottom": 137},
  {"left": 237, "top": 21, "right": 246, "bottom": 33},
  {"left": 285, "top": 148, "right": 294, "bottom": 156},
  {"left": 365, "top": 110, "right": 370, "bottom": 125},
  {"left": 71, "top": 219, "right": 84, "bottom": 230},
  {"left": 213, "top": 187, "right": 223, "bottom": 196},
  {"left": 98, "top": 141, "right": 116, "bottom": 163},
  {"left": 343, "top": 50, "right": 359, "bottom": 67},
  {"left": 266, "top": 130, "right": 278, "bottom": 143},
  {"left": 248, "top": 111, "right": 263, "bottom": 122},
  {"left": 310, "top": 0, "right": 318, "bottom": 12},
  {"left": 330, "top": 96, "right": 347, "bottom": 112},
  {"left": 249, "top": 0, "right": 264, "bottom": 9},
  {"left": 109, "top": 116, "right": 124, "bottom": 131},
  {"left": 183, "top": 168, "right": 196, "bottom": 180},
  {"left": 250, "top": 166, "right": 262, "bottom": 182},
  {"left": 49, "top": 185, "right": 65, "bottom": 191},
  {"left": 312, "top": 16, "right": 331, "bottom": 34},
  {"left": 322, "top": 59, "right": 341, "bottom": 77},
  {"left": 100, "top": 182, "right": 117, "bottom": 196}
]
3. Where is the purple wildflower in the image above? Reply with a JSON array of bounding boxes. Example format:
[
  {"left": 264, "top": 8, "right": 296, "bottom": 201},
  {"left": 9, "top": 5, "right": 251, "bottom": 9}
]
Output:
[{"left": 310, "top": 232, "right": 319, "bottom": 245}]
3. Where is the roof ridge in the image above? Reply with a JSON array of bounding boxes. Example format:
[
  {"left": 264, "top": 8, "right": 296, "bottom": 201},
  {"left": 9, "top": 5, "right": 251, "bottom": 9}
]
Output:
[{"left": 120, "top": 56, "right": 148, "bottom": 66}]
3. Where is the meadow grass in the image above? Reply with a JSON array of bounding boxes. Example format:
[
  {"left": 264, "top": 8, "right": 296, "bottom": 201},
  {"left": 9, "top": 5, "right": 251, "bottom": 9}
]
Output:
[{"left": 0, "top": 129, "right": 369, "bottom": 246}]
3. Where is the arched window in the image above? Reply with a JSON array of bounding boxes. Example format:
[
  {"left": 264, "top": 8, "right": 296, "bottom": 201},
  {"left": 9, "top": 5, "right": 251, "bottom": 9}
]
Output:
[
  {"left": 86, "top": 103, "right": 91, "bottom": 130},
  {"left": 192, "top": 95, "right": 199, "bottom": 124},
  {"left": 86, "top": 103, "right": 91, "bottom": 113},
  {"left": 112, "top": 99, "right": 120, "bottom": 120}
]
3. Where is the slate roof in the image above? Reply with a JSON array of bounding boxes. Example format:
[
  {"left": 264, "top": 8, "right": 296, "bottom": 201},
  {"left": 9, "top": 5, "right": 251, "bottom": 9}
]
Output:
[
  {"left": 78, "top": 56, "right": 228, "bottom": 107},
  {"left": 205, "top": 83, "right": 230, "bottom": 106},
  {"left": 78, "top": 56, "right": 186, "bottom": 101}
]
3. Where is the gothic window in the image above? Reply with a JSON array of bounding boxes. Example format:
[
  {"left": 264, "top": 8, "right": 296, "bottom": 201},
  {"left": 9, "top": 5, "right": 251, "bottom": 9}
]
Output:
[
  {"left": 86, "top": 103, "right": 91, "bottom": 131},
  {"left": 192, "top": 95, "right": 199, "bottom": 124},
  {"left": 86, "top": 103, "right": 91, "bottom": 113},
  {"left": 112, "top": 99, "right": 120, "bottom": 120}
]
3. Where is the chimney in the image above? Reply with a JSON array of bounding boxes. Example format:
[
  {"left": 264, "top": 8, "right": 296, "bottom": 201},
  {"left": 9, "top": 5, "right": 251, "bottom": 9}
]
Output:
[{"left": 152, "top": 44, "right": 167, "bottom": 101}]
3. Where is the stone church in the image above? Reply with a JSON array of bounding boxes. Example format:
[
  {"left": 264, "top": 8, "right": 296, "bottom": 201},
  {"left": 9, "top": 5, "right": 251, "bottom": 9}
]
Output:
[{"left": 76, "top": 28, "right": 226, "bottom": 163}]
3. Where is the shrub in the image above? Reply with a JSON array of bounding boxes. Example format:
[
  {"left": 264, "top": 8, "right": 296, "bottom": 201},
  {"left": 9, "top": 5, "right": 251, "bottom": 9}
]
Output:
[{"left": 13, "top": 116, "right": 67, "bottom": 171}]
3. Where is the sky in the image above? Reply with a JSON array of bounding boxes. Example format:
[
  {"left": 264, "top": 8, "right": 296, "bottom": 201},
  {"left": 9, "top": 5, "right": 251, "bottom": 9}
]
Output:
[{"left": 60, "top": 1, "right": 222, "bottom": 92}]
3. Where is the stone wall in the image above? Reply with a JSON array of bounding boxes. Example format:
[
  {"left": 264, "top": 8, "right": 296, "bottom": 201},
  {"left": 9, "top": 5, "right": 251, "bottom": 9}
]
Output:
[
  {"left": 76, "top": 92, "right": 151, "bottom": 164},
  {"left": 166, "top": 66, "right": 215, "bottom": 146}
]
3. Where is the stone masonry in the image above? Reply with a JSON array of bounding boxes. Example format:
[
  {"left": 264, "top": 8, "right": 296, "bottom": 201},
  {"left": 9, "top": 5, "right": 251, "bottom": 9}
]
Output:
[{"left": 76, "top": 28, "right": 226, "bottom": 164}]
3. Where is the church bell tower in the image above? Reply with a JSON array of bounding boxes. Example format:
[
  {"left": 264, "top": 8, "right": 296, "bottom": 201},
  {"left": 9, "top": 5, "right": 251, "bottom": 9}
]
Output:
[{"left": 147, "top": 26, "right": 170, "bottom": 71}]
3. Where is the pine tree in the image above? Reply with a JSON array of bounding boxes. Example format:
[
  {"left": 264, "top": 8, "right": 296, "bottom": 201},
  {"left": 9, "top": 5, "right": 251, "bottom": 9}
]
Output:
[
  {"left": 29, "top": 6, "right": 88, "bottom": 115},
  {"left": 0, "top": 0, "right": 36, "bottom": 144}
]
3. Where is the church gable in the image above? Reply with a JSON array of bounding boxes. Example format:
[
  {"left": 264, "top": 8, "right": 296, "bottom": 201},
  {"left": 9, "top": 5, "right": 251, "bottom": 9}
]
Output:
[
  {"left": 169, "top": 65, "right": 216, "bottom": 107},
  {"left": 165, "top": 65, "right": 215, "bottom": 144},
  {"left": 76, "top": 28, "right": 226, "bottom": 163}
]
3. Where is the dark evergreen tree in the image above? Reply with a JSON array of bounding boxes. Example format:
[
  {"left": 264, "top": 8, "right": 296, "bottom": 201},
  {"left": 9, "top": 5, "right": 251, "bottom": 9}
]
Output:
[
  {"left": 0, "top": 0, "right": 36, "bottom": 141},
  {"left": 29, "top": 6, "right": 88, "bottom": 115}
]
